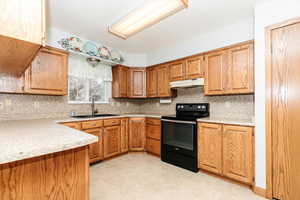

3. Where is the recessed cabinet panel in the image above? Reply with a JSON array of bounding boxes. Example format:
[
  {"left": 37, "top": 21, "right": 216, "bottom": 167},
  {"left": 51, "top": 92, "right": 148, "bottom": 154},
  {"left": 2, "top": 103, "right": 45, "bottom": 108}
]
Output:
[
  {"left": 228, "top": 44, "right": 254, "bottom": 94},
  {"left": 223, "top": 125, "right": 253, "bottom": 184},
  {"left": 198, "top": 123, "right": 223, "bottom": 174},
  {"left": 169, "top": 60, "right": 186, "bottom": 82},
  {"left": 186, "top": 56, "right": 205, "bottom": 79},
  {"left": 129, "top": 118, "right": 146, "bottom": 151},
  {"left": 24, "top": 47, "right": 68, "bottom": 95},
  {"left": 103, "top": 126, "right": 121, "bottom": 158}
]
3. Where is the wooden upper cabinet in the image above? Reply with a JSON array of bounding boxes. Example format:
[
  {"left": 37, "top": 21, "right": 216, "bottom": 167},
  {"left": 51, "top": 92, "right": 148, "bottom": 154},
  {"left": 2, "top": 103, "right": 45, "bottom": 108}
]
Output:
[
  {"left": 103, "top": 126, "right": 121, "bottom": 159},
  {"left": 128, "top": 68, "right": 146, "bottom": 98},
  {"left": 24, "top": 46, "right": 68, "bottom": 95},
  {"left": 169, "top": 60, "right": 186, "bottom": 82},
  {"left": 204, "top": 50, "right": 229, "bottom": 95},
  {"left": 186, "top": 55, "right": 205, "bottom": 79},
  {"left": 0, "top": 0, "right": 46, "bottom": 76},
  {"left": 120, "top": 118, "right": 129, "bottom": 153},
  {"left": 129, "top": 118, "right": 146, "bottom": 151},
  {"left": 146, "top": 67, "right": 158, "bottom": 97},
  {"left": 112, "top": 65, "right": 128, "bottom": 98},
  {"left": 222, "top": 125, "right": 253, "bottom": 184},
  {"left": 198, "top": 123, "right": 223, "bottom": 174},
  {"left": 228, "top": 43, "right": 254, "bottom": 94},
  {"left": 205, "top": 41, "right": 254, "bottom": 95},
  {"left": 156, "top": 65, "right": 172, "bottom": 97}
]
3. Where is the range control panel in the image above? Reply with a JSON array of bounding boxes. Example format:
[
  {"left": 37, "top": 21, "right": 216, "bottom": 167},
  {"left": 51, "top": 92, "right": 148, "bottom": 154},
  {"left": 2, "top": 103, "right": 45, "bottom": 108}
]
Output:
[{"left": 176, "top": 103, "right": 209, "bottom": 112}]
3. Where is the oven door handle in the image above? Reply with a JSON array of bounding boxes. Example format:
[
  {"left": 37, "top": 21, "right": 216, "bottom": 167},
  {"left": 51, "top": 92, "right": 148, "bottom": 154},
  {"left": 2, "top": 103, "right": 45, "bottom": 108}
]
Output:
[{"left": 161, "top": 119, "right": 196, "bottom": 124}]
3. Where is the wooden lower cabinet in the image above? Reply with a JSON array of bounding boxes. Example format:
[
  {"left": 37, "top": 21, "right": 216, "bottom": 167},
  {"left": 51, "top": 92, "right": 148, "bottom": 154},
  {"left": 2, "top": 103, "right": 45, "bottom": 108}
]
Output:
[
  {"left": 85, "top": 128, "right": 103, "bottom": 162},
  {"left": 198, "top": 122, "right": 254, "bottom": 185},
  {"left": 0, "top": 147, "right": 89, "bottom": 200},
  {"left": 146, "top": 138, "right": 160, "bottom": 156},
  {"left": 198, "top": 123, "right": 223, "bottom": 174},
  {"left": 120, "top": 118, "right": 129, "bottom": 153},
  {"left": 103, "top": 126, "right": 121, "bottom": 158},
  {"left": 222, "top": 125, "right": 253, "bottom": 184},
  {"left": 145, "top": 118, "right": 161, "bottom": 156},
  {"left": 129, "top": 118, "right": 146, "bottom": 151}
]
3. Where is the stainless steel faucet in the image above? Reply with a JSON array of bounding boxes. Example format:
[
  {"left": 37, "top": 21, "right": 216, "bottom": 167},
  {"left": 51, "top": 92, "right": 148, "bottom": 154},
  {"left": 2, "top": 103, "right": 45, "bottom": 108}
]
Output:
[{"left": 91, "top": 96, "right": 96, "bottom": 117}]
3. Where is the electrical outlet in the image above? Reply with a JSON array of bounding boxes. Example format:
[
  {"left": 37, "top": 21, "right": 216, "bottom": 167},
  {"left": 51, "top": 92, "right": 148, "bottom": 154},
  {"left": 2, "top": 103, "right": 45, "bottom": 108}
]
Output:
[
  {"left": 34, "top": 101, "right": 40, "bottom": 109},
  {"left": 116, "top": 102, "right": 120, "bottom": 107},
  {"left": 126, "top": 102, "right": 129, "bottom": 107},
  {"left": 4, "top": 99, "right": 12, "bottom": 106},
  {"left": 0, "top": 102, "right": 4, "bottom": 110}
]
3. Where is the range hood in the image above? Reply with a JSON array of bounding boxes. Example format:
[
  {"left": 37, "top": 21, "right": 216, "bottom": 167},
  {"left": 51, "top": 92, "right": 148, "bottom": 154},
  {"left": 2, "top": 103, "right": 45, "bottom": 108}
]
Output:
[{"left": 170, "top": 78, "right": 204, "bottom": 88}]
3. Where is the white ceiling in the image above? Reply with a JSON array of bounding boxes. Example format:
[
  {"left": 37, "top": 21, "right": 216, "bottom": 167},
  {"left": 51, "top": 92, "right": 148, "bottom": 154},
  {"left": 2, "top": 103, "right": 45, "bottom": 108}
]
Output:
[{"left": 48, "top": 0, "right": 257, "bottom": 54}]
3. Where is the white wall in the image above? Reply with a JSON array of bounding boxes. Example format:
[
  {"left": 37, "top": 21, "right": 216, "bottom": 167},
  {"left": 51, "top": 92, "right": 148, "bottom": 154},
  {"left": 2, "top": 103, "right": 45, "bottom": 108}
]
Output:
[
  {"left": 254, "top": 0, "right": 300, "bottom": 189},
  {"left": 146, "top": 17, "right": 254, "bottom": 65},
  {"left": 47, "top": 27, "right": 148, "bottom": 67}
]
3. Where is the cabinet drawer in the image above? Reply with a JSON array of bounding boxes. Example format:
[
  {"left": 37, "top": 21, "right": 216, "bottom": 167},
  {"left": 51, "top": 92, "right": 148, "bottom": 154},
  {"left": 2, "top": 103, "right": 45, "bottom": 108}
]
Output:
[
  {"left": 146, "top": 125, "right": 161, "bottom": 140},
  {"left": 146, "top": 118, "right": 161, "bottom": 126},
  {"left": 146, "top": 138, "right": 161, "bottom": 156},
  {"left": 82, "top": 120, "right": 103, "bottom": 129},
  {"left": 62, "top": 122, "right": 82, "bottom": 130},
  {"left": 104, "top": 118, "right": 121, "bottom": 127}
]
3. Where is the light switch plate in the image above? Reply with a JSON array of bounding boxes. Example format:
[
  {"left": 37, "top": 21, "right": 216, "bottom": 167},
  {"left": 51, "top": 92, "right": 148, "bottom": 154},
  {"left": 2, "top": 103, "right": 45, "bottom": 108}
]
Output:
[
  {"left": 34, "top": 101, "right": 40, "bottom": 109},
  {"left": 0, "top": 102, "right": 4, "bottom": 110}
]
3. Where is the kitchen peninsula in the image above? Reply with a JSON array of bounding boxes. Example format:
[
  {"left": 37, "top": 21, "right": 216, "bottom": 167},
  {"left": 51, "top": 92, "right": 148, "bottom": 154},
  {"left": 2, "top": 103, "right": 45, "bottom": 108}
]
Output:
[{"left": 0, "top": 119, "right": 97, "bottom": 200}]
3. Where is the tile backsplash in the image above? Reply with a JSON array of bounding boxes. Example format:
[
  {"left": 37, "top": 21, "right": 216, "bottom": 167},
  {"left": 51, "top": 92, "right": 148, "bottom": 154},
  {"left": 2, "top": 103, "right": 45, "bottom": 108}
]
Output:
[
  {"left": 140, "top": 87, "right": 254, "bottom": 119},
  {"left": 0, "top": 87, "right": 254, "bottom": 121},
  {"left": 0, "top": 94, "right": 141, "bottom": 121}
]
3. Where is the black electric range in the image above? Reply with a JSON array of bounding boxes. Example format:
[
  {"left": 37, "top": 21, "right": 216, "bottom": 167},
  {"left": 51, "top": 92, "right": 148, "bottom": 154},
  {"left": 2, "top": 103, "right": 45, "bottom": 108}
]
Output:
[{"left": 161, "top": 103, "right": 209, "bottom": 172}]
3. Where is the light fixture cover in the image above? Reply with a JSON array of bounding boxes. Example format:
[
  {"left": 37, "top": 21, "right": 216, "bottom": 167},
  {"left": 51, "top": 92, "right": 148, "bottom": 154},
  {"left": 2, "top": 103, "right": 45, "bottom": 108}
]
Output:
[{"left": 109, "top": 0, "right": 188, "bottom": 39}]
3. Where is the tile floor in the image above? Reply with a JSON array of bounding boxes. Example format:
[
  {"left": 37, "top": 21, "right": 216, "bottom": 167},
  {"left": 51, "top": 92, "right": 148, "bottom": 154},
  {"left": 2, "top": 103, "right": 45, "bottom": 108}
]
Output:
[{"left": 91, "top": 153, "right": 265, "bottom": 200}]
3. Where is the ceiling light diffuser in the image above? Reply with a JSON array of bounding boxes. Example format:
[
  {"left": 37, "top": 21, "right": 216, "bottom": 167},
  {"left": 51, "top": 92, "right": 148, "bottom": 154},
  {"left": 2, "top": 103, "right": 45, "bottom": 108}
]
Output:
[{"left": 108, "top": 0, "right": 188, "bottom": 39}]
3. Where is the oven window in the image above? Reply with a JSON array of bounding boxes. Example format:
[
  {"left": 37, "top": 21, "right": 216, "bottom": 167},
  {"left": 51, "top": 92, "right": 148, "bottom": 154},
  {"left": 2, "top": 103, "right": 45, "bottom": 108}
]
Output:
[{"left": 162, "top": 121, "right": 195, "bottom": 151}]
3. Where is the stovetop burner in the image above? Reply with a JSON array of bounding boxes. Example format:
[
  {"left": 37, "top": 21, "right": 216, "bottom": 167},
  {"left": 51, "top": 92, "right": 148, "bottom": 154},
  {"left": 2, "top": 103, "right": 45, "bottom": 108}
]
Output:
[{"left": 162, "top": 103, "right": 209, "bottom": 121}]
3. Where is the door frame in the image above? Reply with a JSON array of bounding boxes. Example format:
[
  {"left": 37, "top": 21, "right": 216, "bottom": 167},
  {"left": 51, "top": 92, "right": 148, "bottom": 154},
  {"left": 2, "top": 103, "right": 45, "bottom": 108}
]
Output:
[{"left": 265, "top": 16, "right": 300, "bottom": 199}]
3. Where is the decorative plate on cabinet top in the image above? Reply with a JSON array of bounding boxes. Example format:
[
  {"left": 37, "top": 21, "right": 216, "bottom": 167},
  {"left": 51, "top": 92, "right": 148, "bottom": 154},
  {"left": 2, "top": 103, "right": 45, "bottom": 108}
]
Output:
[
  {"left": 83, "top": 41, "right": 98, "bottom": 56},
  {"left": 58, "top": 37, "right": 83, "bottom": 52},
  {"left": 98, "top": 46, "right": 111, "bottom": 59},
  {"left": 110, "top": 49, "right": 122, "bottom": 62}
]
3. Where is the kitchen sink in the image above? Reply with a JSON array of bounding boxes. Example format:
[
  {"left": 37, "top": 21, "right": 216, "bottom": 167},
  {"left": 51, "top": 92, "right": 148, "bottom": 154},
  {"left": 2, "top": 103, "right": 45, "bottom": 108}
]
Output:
[{"left": 71, "top": 114, "right": 119, "bottom": 119}]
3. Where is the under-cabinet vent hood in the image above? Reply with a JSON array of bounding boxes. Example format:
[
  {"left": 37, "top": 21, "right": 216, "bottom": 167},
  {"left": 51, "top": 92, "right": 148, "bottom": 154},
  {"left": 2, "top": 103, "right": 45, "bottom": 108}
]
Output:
[{"left": 170, "top": 78, "right": 204, "bottom": 88}]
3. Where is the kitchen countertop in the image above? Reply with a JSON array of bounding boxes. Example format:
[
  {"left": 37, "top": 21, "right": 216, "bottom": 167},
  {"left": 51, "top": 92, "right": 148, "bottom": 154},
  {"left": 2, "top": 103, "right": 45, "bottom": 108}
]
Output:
[
  {"left": 197, "top": 117, "right": 255, "bottom": 126},
  {"left": 55, "top": 113, "right": 165, "bottom": 123},
  {"left": 0, "top": 119, "right": 98, "bottom": 165},
  {"left": 0, "top": 113, "right": 254, "bottom": 165}
]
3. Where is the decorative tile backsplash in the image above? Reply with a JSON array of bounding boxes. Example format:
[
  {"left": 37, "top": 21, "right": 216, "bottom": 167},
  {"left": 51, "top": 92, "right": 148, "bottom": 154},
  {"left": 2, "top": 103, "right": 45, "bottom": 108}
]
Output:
[
  {"left": 140, "top": 87, "right": 254, "bottom": 120},
  {"left": 0, "top": 87, "right": 254, "bottom": 121}
]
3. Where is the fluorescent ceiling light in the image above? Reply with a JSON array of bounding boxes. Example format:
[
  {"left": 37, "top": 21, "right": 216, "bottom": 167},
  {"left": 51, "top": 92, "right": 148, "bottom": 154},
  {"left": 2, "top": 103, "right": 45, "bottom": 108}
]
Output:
[{"left": 109, "top": 0, "right": 188, "bottom": 39}]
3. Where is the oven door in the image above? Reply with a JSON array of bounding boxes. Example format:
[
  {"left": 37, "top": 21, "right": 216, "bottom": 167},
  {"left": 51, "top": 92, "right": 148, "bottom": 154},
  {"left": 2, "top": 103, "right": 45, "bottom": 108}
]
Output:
[{"left": 161, "top": 119, "right": 197, "bottom": 157}]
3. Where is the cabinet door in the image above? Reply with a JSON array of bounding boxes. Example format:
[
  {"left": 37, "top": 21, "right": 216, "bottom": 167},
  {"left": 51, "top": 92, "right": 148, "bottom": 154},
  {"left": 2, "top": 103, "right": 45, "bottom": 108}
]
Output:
[
  {"left": 146, "top": 67, "right": 157, "bottom": 97},
  {"left": 204, "top": 50, "right": 229, "bottom": 95},
  {"left": 0, "top": 0, "right": 46, "bottom": 44},
  {"left": 128, "top": 68, "right": 146, "bottom": 98},
  {"left": 228, "top": 43, "right": 254, "bottom": 94},
  {"left": 146, "top": 138, "right": 161, "bottom": 156},
  {"left": 24, "top": 47, "right": 68, "bottom": 95},
  {"left": 198, "top": 123, "right": 222, "bottom": 174},
  {"left": 157, "top": 65, "right": 172, "bottom": 97},
  {"left": 85, "top": 128, "right": 103, "bottom": 162},
  {"left": 120, "top": 118, "right": 129, "bottom": 153},
  {"left": 223, "top": 125, "right": 253, "bottom": 184},
  {"left": 169, "top": 60, "right": 186, "bottom": 82},
  {"left": 103, "top": 126, "right": 121, "bottom": 158},
  {"left": 129, "top": 118, "right": 146, "bottom": 151},
  {"left": 112, "top": 65, "right": 128, "bottom": 98},
  {"left": 186, "top": 55, "right": 205, "bottom": 79}
]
